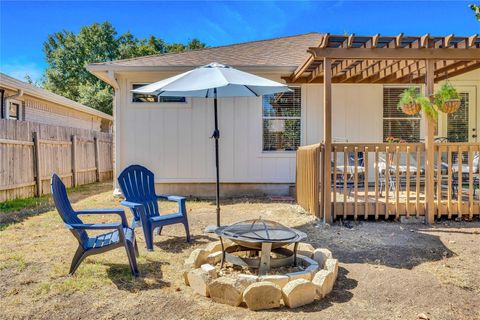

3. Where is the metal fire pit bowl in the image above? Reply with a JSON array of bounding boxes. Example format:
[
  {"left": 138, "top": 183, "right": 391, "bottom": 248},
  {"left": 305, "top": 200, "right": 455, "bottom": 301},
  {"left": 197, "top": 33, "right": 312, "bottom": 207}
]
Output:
[{"left": 215, "top": 219, "right": 307, "bottom": 275}]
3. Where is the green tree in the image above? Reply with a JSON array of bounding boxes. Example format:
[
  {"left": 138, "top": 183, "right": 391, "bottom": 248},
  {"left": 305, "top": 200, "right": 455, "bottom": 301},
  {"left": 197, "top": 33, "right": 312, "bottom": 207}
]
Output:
[
  {"left": 42, "top": 22, "right": 206, "bottom": 114},
  {"left": 471, "top": 4, "right": 480, "bottom": 20}
]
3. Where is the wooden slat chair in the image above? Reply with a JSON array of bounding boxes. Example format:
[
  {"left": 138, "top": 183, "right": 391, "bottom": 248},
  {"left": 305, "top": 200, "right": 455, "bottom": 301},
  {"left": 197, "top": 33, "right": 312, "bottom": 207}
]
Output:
[
  {"left": 51, "top": 174, "right": 139, "bottom": 276},
  {"left": 118, "top": 165, "right": 191, "bottom": 251},
  {"left": 333, "top": 152, "right": 365, "bottom": 194}
]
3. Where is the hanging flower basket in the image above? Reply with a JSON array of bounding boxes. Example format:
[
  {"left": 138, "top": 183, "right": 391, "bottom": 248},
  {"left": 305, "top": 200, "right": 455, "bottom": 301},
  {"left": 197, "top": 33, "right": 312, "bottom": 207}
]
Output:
[
  {"left": 437, "top": 99, "right": 461, "bottom": 113},
  {"left": 398, "top": 86, "right": 422, "bottom": 116},
  {"left": 400, "top": 102, "right": 422, "bottom": 115},
  {"left": 434, "top": 81, "right": 460, "bottom": 114}
]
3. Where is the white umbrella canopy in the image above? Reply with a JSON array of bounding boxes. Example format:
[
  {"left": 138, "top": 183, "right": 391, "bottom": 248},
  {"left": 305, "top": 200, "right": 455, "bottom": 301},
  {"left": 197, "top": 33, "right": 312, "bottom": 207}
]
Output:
[
  {"left": 132, "top": 62, "right": 290, "bottom": 227},
  {"left": 131, "top": 62, "right": 290, "bottom": 97}
]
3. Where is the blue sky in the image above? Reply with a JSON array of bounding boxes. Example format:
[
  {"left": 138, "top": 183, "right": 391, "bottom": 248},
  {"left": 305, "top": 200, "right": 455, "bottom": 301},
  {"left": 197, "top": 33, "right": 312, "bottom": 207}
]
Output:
[{"left": 0, "top": 1, "right": 477, "bottom": 82}]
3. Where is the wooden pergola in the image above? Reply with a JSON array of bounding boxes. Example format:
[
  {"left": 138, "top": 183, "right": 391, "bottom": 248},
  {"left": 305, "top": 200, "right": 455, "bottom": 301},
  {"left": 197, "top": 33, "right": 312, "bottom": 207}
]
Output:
[{"left": 286, "top": 34, "right": 480, "bottom": 224}]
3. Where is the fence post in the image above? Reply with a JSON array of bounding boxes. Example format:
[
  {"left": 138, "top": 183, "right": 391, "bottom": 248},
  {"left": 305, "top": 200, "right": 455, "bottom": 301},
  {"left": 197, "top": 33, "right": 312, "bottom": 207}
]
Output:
[
  {"left": 94, "top": 136, "right": 100, "bottom": 182},
  {"left": 71, "top": 135, "right": 77, "bottom": 187},
  {"left": 32, "top": 131, "right": 41, "bottom": 197}
]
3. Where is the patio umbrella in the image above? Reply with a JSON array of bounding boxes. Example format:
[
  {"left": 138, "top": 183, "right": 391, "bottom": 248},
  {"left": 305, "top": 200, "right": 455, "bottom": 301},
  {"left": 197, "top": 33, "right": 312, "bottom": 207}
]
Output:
[{"left": 132, "top": 62, "right": 290, "bottom": 227}]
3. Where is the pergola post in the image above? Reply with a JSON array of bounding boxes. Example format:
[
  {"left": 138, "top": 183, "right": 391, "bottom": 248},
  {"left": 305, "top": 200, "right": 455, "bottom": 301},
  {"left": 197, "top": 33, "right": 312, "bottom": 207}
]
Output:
[
  {"left": 323, "top": 58, "right": 332, "bottom": 223},
  {"left": 424, "top": 59, "right": 435, "bottom": 224}
]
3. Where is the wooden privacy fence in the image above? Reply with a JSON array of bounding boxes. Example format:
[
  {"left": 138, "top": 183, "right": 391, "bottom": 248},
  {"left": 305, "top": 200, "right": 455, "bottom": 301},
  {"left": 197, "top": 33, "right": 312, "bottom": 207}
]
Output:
[
  {"left": 296, "top": 142, "right": 480, "bottom": 221},
  {"left": 0, "top": 119, "right": 113, "bottom": 202}
]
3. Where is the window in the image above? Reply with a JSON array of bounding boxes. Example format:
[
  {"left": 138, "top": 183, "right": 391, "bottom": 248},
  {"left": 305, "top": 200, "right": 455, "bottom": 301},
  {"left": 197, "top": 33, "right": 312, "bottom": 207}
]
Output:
[
  {"left": 447, "top": 92, "right": 469, "bottom": 142},
  {"left": 262, "top": 87, "right": 301, "bottom": 151},
  {"left": 8, "top": 101, "right": 20, "bottom": 120},
  {"left": 132, "top": 84, "right": 186, "bottom": 103},
  {"left": 383, "top": 86, "right": 420, "bottom": 143}
]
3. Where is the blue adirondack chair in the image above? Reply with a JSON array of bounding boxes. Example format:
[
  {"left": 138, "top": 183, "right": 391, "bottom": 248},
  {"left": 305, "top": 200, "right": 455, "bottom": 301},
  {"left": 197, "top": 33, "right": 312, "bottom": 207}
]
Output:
[
  {"left": 51, "top": 174, "right": 139, "bottom": 276},
  {"left": 118, "top": 165, "right": 191, "bottom": 251}
]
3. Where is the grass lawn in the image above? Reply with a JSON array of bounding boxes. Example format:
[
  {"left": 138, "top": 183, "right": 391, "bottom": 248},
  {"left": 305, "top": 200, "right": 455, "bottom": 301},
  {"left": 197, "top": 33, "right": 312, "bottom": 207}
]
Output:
[{"left": 0, "top": 182, "right": 479, "bottom": 320}]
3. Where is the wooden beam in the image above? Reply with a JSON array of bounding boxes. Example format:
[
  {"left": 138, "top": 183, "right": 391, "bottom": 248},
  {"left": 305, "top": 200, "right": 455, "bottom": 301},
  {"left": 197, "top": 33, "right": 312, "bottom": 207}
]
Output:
[
  {"left": 372, "top": 34, "right": 380, "bottom": 47},
  {"left": 308, "top": 47, "right": 480, "bottom": 60},
  {"left": 435, "top": 61, "right": 480, "bottom": 82},
  {"left": 420, "top": 34, "right": 430, "bottom": 48},
  {"left": 323, "top": 57, "right": 332, "bottom": 224},
  {"left": 468, "top": 34, "right": 478, "bottom": 48},
  {"left": 290, "top": 55, "right": 315, "bottom": 83},
  {"left": 444, "top": 34, "right": 455, "bottom": 47},
  {"left": 425, "top": 59, "right": 435, "bottom": 225}
]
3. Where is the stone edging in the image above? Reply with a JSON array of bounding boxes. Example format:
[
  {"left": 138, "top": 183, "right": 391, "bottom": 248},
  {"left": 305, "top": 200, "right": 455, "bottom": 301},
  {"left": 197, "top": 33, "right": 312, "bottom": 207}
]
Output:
[{"left": 182, "top": 241, "right": 339, "bottom": 311}]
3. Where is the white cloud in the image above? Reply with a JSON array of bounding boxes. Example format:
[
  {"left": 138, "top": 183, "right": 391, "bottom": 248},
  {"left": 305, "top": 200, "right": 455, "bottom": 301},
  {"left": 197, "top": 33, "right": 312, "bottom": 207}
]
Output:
[{"left": 0, "top": 62, "right": 44, "bottom": 83}]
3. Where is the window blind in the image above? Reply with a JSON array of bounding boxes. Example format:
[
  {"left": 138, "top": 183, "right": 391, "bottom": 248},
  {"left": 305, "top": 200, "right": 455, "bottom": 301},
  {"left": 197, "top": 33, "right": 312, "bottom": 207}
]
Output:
[
  {"left": 262, "top": 87, "right": 301, "bottom": 151},
  {"left": 383, "top": 86, "right": 421, "bottom": 143},
  {"left": 447, "top": 92, "right": 469, "bottom": 142}
]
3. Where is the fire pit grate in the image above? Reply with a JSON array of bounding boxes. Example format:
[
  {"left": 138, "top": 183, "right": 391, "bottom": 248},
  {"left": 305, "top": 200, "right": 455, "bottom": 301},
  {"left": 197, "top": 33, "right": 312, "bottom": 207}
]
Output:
[{"left": 215, "top": 219, "right": 307, "bottom": 275}]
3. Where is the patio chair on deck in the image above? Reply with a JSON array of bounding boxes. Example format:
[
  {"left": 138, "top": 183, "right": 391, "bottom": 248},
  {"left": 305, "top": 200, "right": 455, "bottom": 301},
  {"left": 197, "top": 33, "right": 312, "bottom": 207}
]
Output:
[
  {"left": 333, "top": 152, "right": 365, "bottom": 195},
  {"left": 118, "top": 165, "right": 191, "bottom": 251},
  {"left": 451, "top": 152, "right": 479, "bottom": 199},
  {"left": 51, "top": 174, "right": 139, "bottom": 276}
]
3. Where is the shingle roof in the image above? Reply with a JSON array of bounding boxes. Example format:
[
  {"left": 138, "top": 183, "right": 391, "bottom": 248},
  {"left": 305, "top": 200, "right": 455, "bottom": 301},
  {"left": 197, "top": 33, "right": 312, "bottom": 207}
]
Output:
[{"left": 90, "top": 33, "right": 324, "bottom": 68}]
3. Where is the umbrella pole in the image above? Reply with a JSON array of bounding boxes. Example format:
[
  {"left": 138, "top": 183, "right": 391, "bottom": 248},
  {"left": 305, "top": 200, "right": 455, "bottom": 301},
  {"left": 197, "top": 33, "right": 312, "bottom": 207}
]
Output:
[{"left": 213, "top": 89, "right": 221, "bottom": 227}]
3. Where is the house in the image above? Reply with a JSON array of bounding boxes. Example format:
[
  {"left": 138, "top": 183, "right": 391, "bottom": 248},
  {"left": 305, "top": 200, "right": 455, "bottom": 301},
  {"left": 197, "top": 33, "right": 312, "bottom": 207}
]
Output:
[
  {"left": 87, "top": 32, "right": 479, "bottom": 199},
  {"left": 0, "top": 73, "right": 112, "bottom": 132}
]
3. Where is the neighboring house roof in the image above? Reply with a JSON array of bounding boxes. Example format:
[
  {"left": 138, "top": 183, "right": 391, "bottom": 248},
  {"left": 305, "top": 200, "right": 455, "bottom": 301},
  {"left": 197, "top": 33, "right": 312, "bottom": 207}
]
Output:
[
  {"left": 0, "top": 73, "right": 113, "bottom": 121},
  {"left": 88, "top": 32, "right": 324, "bottom": 70}
]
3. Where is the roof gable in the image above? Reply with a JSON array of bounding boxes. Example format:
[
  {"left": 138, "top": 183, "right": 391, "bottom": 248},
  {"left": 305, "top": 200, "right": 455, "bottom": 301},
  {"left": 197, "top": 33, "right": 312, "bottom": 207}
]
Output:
[{"left": 89, "top": 33, "right": 324, "bottom": 69}]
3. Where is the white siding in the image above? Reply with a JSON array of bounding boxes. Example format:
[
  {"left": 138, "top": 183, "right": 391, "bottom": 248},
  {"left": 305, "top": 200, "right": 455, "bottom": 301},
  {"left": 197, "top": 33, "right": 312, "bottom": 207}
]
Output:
[{"left": 115, "top": 69, "right": 478, "bottom": 185}]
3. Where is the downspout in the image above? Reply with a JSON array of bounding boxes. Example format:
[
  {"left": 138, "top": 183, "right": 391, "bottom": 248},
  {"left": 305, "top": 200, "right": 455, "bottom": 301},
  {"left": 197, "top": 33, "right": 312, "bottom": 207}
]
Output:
[
  {"left": 104, "top": 70, "right": 122, "bottom": 196},
  {"left": 3, "top": 89, "right": 24, "bottom": 119}
]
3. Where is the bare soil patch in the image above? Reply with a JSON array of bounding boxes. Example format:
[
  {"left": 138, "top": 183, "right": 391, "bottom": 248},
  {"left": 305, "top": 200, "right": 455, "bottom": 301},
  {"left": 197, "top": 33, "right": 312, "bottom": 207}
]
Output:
[{"left": 0, "top": 182, "right": 479, "bottom": 320}]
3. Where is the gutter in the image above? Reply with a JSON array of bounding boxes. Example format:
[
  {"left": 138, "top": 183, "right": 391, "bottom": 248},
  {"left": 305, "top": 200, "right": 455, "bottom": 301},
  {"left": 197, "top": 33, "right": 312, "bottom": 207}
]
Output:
[{"left": 87, "top": 64, "right": 297, "bottom": 79}]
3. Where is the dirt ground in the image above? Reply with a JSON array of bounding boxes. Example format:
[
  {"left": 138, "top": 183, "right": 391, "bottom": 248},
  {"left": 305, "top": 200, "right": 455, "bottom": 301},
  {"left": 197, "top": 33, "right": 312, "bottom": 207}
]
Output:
[{"left": 0, "top": 182, "right": 479, "bottom": 320}]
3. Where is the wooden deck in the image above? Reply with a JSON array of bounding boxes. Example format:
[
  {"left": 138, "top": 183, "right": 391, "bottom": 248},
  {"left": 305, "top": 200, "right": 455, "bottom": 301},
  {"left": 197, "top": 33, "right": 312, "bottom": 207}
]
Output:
[{"left": 296, "top": 142, "right": 480, "bottom": 221}]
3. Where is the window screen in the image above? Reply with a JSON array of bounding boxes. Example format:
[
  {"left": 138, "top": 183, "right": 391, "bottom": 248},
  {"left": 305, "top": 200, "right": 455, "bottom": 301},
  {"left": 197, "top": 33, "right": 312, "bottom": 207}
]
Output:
[
  {"left": 383, "top": 87, "right": 421, "bottom": 143},
  {"left": 262, "top": 87, "right": 301, "bottom": 151},
  {"left": 132, "top": 84, "right": 186, "bottom": 103}
]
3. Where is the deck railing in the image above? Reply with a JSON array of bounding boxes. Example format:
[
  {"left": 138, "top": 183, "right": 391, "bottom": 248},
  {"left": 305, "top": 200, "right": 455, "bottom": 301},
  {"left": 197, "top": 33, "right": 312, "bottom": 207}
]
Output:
[{"left": 296, "top": 142, "right": 480, "bottom": 221}]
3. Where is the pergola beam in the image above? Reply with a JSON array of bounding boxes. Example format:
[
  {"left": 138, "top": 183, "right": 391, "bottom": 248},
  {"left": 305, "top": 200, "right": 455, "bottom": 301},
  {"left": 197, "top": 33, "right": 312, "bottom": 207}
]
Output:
[{"left": 308, "top": 47, "right": 479, "bottom": 60}]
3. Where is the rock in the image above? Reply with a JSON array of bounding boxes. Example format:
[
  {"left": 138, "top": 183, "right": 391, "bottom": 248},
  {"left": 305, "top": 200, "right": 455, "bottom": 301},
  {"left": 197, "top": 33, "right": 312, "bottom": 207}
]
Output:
[
  {"left": 325, "top": 258, "right": 339, "bottom": 279},
  {"left": 201, "top": 264, "right": 217, "bottom": 278},
  {"left": 282, "top": 279, "right": 316, "bottom": 308},
  {"left": 186, "top": 249, "right": 209, "bottom": 268},
  {"left": 313, "top": 248, "right": 333, "bottom": 268},
  {"left": 287, "top": 270, "right": 312, "bottom": 281},
  {"left": 236, "top": 274, "right": 258, "bottom": 289},
  {"left": 205, "top": 241, "right": 223, "bottom": 253},
  {"left": 187, "top": 267, "right": 217, "bottom": 297},
  {"left": 417, "top": 313, "right": 430, "bottom": 320},
  {"left": 259, "top": 275, "right": 289, "bottom": 288},
  {"left": 207, "top": 251, "right": 223, "bottom": 265},
  {"left": 182, "top": 270, "right": 190, "bottom": 286},
  {"left": 243, "top": 282, "right": 282, "bottom": 311},
  {"left": 207, "top": 277, "right": 244, "bottom": 307},
  {"left": 312, "top": 269, "right": 336, "bottom": 298},
  {"left": 297, "top": 243, "right": 315, "bottom": 258}
]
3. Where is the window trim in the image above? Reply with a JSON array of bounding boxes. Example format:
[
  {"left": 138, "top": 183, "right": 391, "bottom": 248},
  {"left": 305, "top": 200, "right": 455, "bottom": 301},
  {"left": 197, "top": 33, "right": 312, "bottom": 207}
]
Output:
[
  {"left": 130, "top": 82, "right": 190, "bottom": 107},
  {"left": 261, "top": 86, "right": 302, "bottom": 153},
  {"left": 7, "top": 99, "right": 22, "bottom": 120}
]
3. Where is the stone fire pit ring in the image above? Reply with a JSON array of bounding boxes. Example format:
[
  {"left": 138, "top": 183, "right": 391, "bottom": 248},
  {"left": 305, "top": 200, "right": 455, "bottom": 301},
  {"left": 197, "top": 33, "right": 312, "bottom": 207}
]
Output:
[{"left": 183, "top": 241, "right": 339, "bottom": 311}]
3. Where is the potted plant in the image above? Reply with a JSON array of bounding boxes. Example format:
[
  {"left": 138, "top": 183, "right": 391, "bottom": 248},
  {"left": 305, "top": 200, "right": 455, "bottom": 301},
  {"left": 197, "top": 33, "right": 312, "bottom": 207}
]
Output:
[
  {"left": 434, "top": 81, "right": 461, "bottom": 113},
  {"left": 398, "top": 86, "right": 422, "bottom": 115}
]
